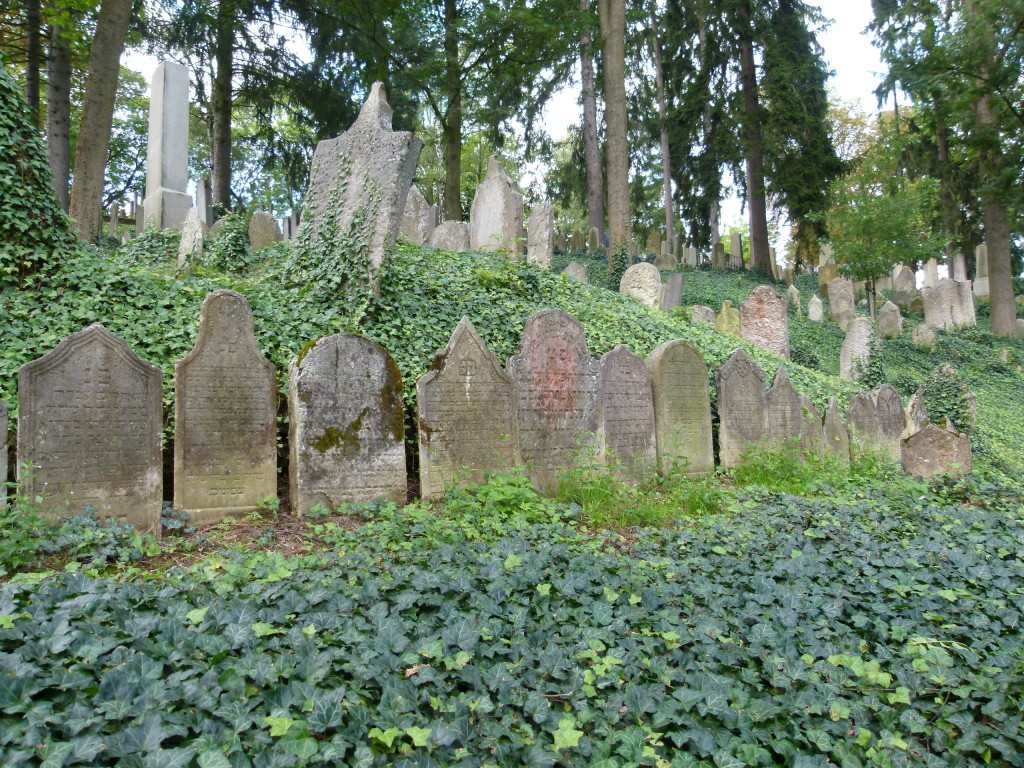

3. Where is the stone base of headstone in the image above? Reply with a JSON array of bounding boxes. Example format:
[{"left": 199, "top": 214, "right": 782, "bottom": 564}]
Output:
[
  {"left": 143, "top": 189, "right": 192, "bottom": 231},
  {"left": 973, "top": 277, "right": 989, "bottom": 298}
]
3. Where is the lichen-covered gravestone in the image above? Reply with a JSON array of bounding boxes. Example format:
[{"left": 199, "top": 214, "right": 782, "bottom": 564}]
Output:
[
  {"left": 507, "top": 310, "right": 600, "bottom": 495},
  {"left": 739, "top": 286, "right": 790, "bottom": 359},
  {"left": 527, "top": 201, "right": 554, "bottom": 269},
  {"left": 877, "top": 301, "right": 903, "bottom": 339},
  {"left": 715, "top": 300, "right": 740, "bottom": 335},
  {"left": 619, "top": 263, "right": 663, "bottom": 308},
  {"left": 799, "top": 393, "right": 821, "bottom": 456},
  {"left": 17, "top": 324, "right": 163, "bottom": 527},
  {"left": 847, "top": 391, "right": 881, "bottom": 449},
  {"left": 400, "top": 185, "right": 435, "bottom": 245},
  {"left": 840, "top": 317, "right": 874, "bottom": 381},
  {"left": 599, "top": 345, "right": 657, "bottom": 481},
  {"left": 248, "top": 212, "right": 282, "bottom": 250},
  {"left": 808, "top": 295, "right": 824, "bottom": 323},
  {"left": 646, "top": 340, "right": 713, "bottom": 476},
  {"left": 177, "top": 206, "right": 208, "bottom": 264},
  {"left": 874, "top": 383, "right": 905, "bottom": 460},
  {"left": 469, "top": 156, "right": 525, "bottom": 254},
  {"left": 892, "top": 264, "right": 916, "bottom": 293},
  {"left": 174, "top": 291, "right": 277, "bottom": 524},
  {"left": 563, "top": 261, "right": 588, "bottom": 283},
  {"left": 766, "top": 368, "right": 802, "bottom": 447},
  {"left": 429, "top": 221, "right": 471, "bottom": 252},
  {"left": 300, "top": 82, "right": 423, "bottom": 276},
  {"left": 288, "top": 334, "right": 406, "bottom": 514},
  {"left": 417, "top": 317, "right": 521, "bottom": 500},
  {"left": 901, "top": 423, "right": 972, "bottom": 477},
  {"left": 828, "top": 278, "right": 856, "bottom": 331},
  {"left": 715, "top": 348, "right": 768, "bottom": 468},
  {"left": 922, "top": 277, "right": 975, "bottom": 330},
  {"left": 823, "top": 397, "right": 851, "bottom": 464}
]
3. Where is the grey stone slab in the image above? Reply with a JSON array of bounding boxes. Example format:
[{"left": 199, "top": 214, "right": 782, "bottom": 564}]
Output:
[
  {"left": 924, "top": 258, "right": 939, "bottom": 287},
  {"left": 893, "top": 264, "right": 916, "bottom": 293},
  {"left": 822, "top": 397, "right": 850, "bottom": 464},
  {"left": 527, "top": 201, "right": 554, "bottom": 269},
  {"left": 654, "top": 250, "right": 677, "bottom": 270},
  {"left": 143, "top": 61, "right": 191, "bottom": 230},
  {"left": 739, "top": 286, "right": 789, "bottom": 359},
  {"left": 798, "top": 393, "right": 821, "bottom": 457},
  {"left": 174, "top": 291, "right": 278, "bottom": 524},
  {"left": 974, "top": 244, "right": 989, "bottom": 297},
  {"left": 647, "top": 340, "right": 713, "bottom": 476},
  {"left": 17, "top": 324, "right": 162, "bottom": 527},
  {"left": 400, "top": 185, "right": 435, "bottom": 245},
  {"left": 589, "top": 227, "right": 601, "bottom": 252},
  {"left": 786, "top": 284, "right": 801, "bottom": 315},
  {"left": 506, "top": 310, "right": 600, "bottom": 495},
  {"left": 715, "top": 348, "right": 768, "bottom": 468},
  {"left": 808, "top": 295, "right": 824, "bottom": 323},
  {"left": 901, "top": 423, "right": 972, "bottom": 477},
  {"left": 248, "top": 212, "right": 283, "bottom": 250},
  {"left": 619, "top": 263, "right": 662, "bottom": 308},
  {"left": 847, "top": 391, "right": 881, "bottom": 449},
  {"left": 429, "top": 220, "right": 471, "bottom": 252},
  {"left": 599, "top": 345, "right": 656, "bottom": 482},
  {"left": 177, "top": 207, "right": 208, "bottom": 265},
  {"left": 827, "top": 278, "right": 855, "bottom": 331},
  {"left": 766, "top": 367, "right": 802, "bottom": 448},
  {"left": 288, "top": 334, "right": 406, "bottom": 514},
  {"left": 840, "top": 317, "right": 874, "bottom": 381},
  {"left": 660, "top": 273, "right": 684, "bottom": 312},
  {"left": 712, "top": 242, "right": 727, "bottom": 270},
  {"left": 951, "top": 252, "right": 967, "bottom": 282},
  {"left": 417, "top": 317, "right": 520, "bottom": 501},
  {"left": 873, "top": 383, "right": 904, "bottom": 460},
  {"left": 729, "top": 232, "right": 743, "bottom": 269},
  {"left": 688, "top": 305, "right": 715, "bottom": 325},
  {"left": 470, "top": 156, "right": 525, "bottom": 254},
  {"left": 877, "top": 301, "right": 903, "bottom": 339},
  {"left": 912, "top": 324, "right": 937, "bottom": 351},
  {"left": 922, "top": 277, "right": 976, "bottom": 330},
  {"left": 903, "top": 388, "right": 929, "bottom": 438},
  {"left": 563, "top": 261, "right": 588, "bottom": 283}
]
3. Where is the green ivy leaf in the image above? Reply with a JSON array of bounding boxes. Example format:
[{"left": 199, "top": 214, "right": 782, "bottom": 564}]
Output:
[
  {"left": 552, "top": 715, "right": 584, "bottom": 752},
  {"left": 264, "top": 716, "right": 295, "bottom": 737},
  {"left": 406, "top": 725, "right": 432, "bottom": 747}
]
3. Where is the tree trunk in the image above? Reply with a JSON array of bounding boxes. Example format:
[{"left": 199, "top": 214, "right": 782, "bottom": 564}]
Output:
[
  {"left": 649, "top": 16, "right": 673, "bottom": 253},
  {"left": 25, "top": 0, "right": 42, "bottom": 125},
  {"left": 442, "top": 0, "right": 463, "bottom": 221},
  {"left": 211, "top": 0, "right": 235, "bottom": 209},
  {"left": 68, "top": 0, "right": 133, "bottom": 242},
  {"left": 46, "top": 25, "right": 73, "bottom": 212},
  {"left": 580, "top": 0, "right": 604, "bottom": 235},
  {"left": 698, "top": 20, "right": 719, "bottom": 249},
  {"left": 598, "top": 0, "right": 629, "bottom": 259},
  {"left": 737, "top": 3, "right": 769, "bottom": 272}
]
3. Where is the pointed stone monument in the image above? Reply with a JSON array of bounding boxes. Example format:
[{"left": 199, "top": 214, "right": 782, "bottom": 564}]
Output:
[
  {"left": 143, "top": 61, "right": 192, "bottom": 230},
  {"left": 470, "top": 156, "right": 526, "bottom": 254}
]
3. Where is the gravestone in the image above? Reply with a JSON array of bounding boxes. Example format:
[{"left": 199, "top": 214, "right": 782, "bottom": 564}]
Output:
[
  {"left": 689, "top": 305, "right": 715, "bottom": 324},
  {"left": 840, "top": 317, "right": 874, "bottom": 381},
  {"left": 527, "top": 201, "right": 554, "bottom": 270},
  {"left": 873, "top": 384, "right": 904, "bottom": 460},
  {"left": 715, "top": 300, "right": 740, "bottom": 335},
  {"left": 599, "top": 345, "right": 657, "bottom": 481},
  {"left": 588, "top": 227, "right": 601, "bottom": 252},
  {"left": 417, "top": 317, "right": 520, "bottom": 500},
  {"left": 729, "top": 232, "right": 743, "bottom": 269},
  {"left": 469, "top": 156, "right": 526, "bottom": 254},
  {"left": 822, "top": 398, "right": 851, "bottom": 464},
  {"left": 739, "top": 286, "right": 790, "bottom": 359},
  {"left": 799, "top": 393, "right": 822, "bottom": 456},
  {"left": 0, "top": 400, "right": 6, "bottom": 509},
  {"left": 660, "top": 273, "right": 684, "bottom": 312},
  {"left": 876, "top": 275, "right": 892, "bottom": 291},
  {"left": 196, "top": 178, "right": 213, "bottom": 226},
  {"left": 248, "top": 212, "right": 282, "bottom": 250},
  {"left": 646, "top": 231, "right": 662, "bottom": 256},
  {"left": 712, "top": 242, "right": 727, "bottom": 270},
  {"left": 770, "top": 248, "right": 780, "bottom": 280},
  {"left": 912, "top": 324, "right": 937, "bottom": 351},
  {"left": 786, "top": 284, "right": 801, "bottom": 315},
  {"left": 903, "top": 389, "right": 929, "bottom": 438},
  {"left": 973, "top": 244, "right": 989, "bottom": 298},
  {"left": 901, "top": 423, "right": 972, "bottom": 478},
  {"left": 783, "top": 264, "right": 795, "bottom": 286},
  {"left": 619, "top": 263, "right": 663, "bottom": 308},
  {"left": 686, "top": 246, "right": 698, "bottom": 267},
  {"left": 302, "top": 82, "right": 423, "bottom": 273},
  {"left": 400, "top": 185, "right": 435, "bottom": 245},
  {"left": 288, "top": 334, "right": 406, "bottom": 514},
  {"left": 174, "top": 291, "right": 277, "bottom": 524},
  {"left": 563, "top": 261, "right": 588, "bottom": 283},
  {"left": 108, "top": 206, "right": 119, "bottom": 239},
  {"left": 429, "top": 220, "right": 471, "bottom": 252},
  {"left": 143, "top": 61, "right": 192, "bottom": 230},
  {"left": 766, "top": 367, "right": 802, "bottom": 448},
  {"left": 808, "top": 295, "right": 824, "bottom": 323},
  {"left": 817, "top": 244, "right": 838, "bottom": 289},
  {"left": 922, "top": 277, "right": 976, "bottom": 330},
  {"left": 924, "top": 258, "right": 939, "bottom": 288},
  {"left": 715, "top": 348, "right": 768, "bottom": 468},
  {"left": 646, "top": 340, "right": 713, "bottom": 476},
  {"left": 877, "top": 301, "right": 903, "bottom": 339},
  {"left": 571, "top": 229, "right": 585, "bottom": 252},
  {"left": 177, "top": 206, "right": 208, "bottom": 264},
  {"left": 951, "top": 253, "right": 967, "bottom": 282},
  {"left": 628, "top": 239, "right": 640, "bottom": 260},
  {"left": 893, "top": 264, "right": 916, "bottom": 293},
  {"left": 654, "top": 249, "right": 677, "bottom": 270},
  {"left": 828, "top": 278, "right": 856, "bottom": 331},
  {"left": 507, "top": 310, "right": 600, "bottom": 494},
  {"left": 846, "top": 391, "right": 881, "bottom": 449},
  {"left": 17, "top": 324, "right": 162, "bottom": 526}
]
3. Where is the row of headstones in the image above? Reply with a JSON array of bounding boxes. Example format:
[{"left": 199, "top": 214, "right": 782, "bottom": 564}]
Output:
[{"left": 2, "top": 297, "right": 970, "bottom": 522}]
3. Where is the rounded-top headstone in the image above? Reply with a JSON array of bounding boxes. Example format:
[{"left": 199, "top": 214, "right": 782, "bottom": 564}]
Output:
[
  {"left": 619, "top": 262, "right": 663, "bottom": 308},
  {"left": 248, "top": 211, "right": 283, "bottom": 250},
  {"left": 646, "top": 340, "right": 713, "bottom": 476},
  {"left": 599, "top": 345, "right": 657, "bottom": 481},
  {"left": 429, "top": 220, "right": 471, "bottom": 252}
]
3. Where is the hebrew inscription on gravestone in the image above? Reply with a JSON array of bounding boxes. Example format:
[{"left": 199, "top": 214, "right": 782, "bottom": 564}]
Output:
[
  {"left": 599, "top": 345, "right": 657, "bottom": 481},
  {"left": 715, "top": 348, "right": 768, "bottom": 468},
  {"left": 647, "top": 340, "right": 713, "bottom": 476}
]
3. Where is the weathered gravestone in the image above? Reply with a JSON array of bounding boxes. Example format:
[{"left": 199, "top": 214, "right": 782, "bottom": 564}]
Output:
[
  {"left": 901, "top": 423, "right": 972, "bottom": 478},
  {"left": 646, "top": 231, "right": 662, "bottom": 256},
  {"left": 846, "top": 391, "right": 882, "bottom": 450},
  {"left": 599, "top": 345, "right": 657, "bottom": 481},
  {"left": 922, "top": 277, "right": 976, "bottom": 330},
  {"left": 174, "top": 291, "right": 277, "bottom": 524},
  {"left": 973, "top": 244, "right": 989, "bottom": 298},
  {"left": 429, "top": 220, "right": 471, "bottom": 252},
  {"left": 417, "top": 317, "right": 520, "bottom": 500},
  {"left": 892, "top": 264, "right": 916, "bottom": 293},
  {"left": 527, "top": 201, "right": 554, "bottom": 270},
  {"left": 301, "top": 82, "right": 423, "bottom": 274},
  {"left": 470, "top": 156, "right": 526, "bottom": 254},
  {"left": 828, "top": 278, "right": 856, "bottom": 331},
  {"left": 766, "top": 367, "right": 802, "bottom": 448},
  {"left": 808, "top": 295, "right": 824, "bottom": 323},
  {"left": 196, "top": 178, "right": 213, "bottom": 226},
  {"left": 817, "top": 244, "right": 837, "bottom": 289},
  {"left": 248, "top": 211, "right": 282, "bottom": 250},
  {"left": 143, "top": 61, "right": 192, "bottom": 230},
  {"left": 822, "top": 397, "right": 851, "bottom": 464},
  {"left": 589, "top": 227, "right": 601, "bottom": 252},
  {"left": 646, "top": 340, "right": 713, "bottom": 476},
  {"left": 571, "top": 229, "right": 585, "bottom": 253},
  {"left": 400, "top": 185, "right": 435, "bottom": 246},
  {"left": 903, "top": 389, "right": 929, "bottom": 439},
  {"left": 786, "top": 284, "right": 801, "bottom": 316},
  {"left": 924, "top": 258, "right": 939, "bottom": 288},
  {"left": 177, "top": 206, "right": 208, "bottom": 264},
  {"left": 685, "top": 246, "right": 698, "bottom": 267},
  {"left": 799, "top": 393, "right": 821, "bottom": 457},
  {"left": 619, "top": 263, "right": 663, "bottom": 308},
  {"left": 729, "top": 232, "right": 744, "bottom": 269},
  {"left": 840, "top": 317, "right": 874, "bottom": 381},
  {"left": 288, "top": 334, "right": 406, "bottom": 514},
  {"left": 712, "top": 242, "right": 727, "bottom": 270},
  {"left": 17, "top": 324, "right": 162, "bottom": 527},
  {"left": 874, "top": 383, "right": 905, "bottom": 460},
  {"left": 715, "top": 300, "right": 740, "bottom": 335},
  {"left": 877, "top": 301, "right": 903, "bottom": 339},
  {"left": 654, "top": 249, "right": 677, "bottom": 271},
  {"left": 507, "top": 311, "right": 600, "bottom": 495},
  {"left": 715, "top": 348, "right": 768, "bottom": 468},
  {"left": 912, "top": 323, "right": 937, "bottom": 352},
  {"left": 561, "top": 262, "right": 587, "bottom": 284},
  {"left": 951, "top": 252, "right": 967, "bottom": 282},
  {"left": 739, "top": 286, "right": 790, "bottom": 359},
  {"left": 660, "top": 273, "right": 684, "bottom": 312},
  {"left": 688, "top": 305, "right": 715, "bottom": 325},
  {"left": 0, "top": 400, "right": 7, "bottom": 509}
]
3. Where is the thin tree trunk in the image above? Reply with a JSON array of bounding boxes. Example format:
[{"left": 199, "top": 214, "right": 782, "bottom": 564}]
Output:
[
  {"left": 649, "top": 16, "right": 673, "bottom": 253},
  {"left": 934, "top": 105, "right": 958, "bottom": 256},
  {"left": 598, "top": 0, "right": 629, "bottom": 258},
  {"left": 25, "top": 0, "right": 42, "bottom": 125},
  {"left": 580, "top": 0, "right": 604, "bottom": 235},
  {"left": 738, "top": 7, "right": 769, "bottom": 273},
  {"left": 211, "top": 0, "right": 235, "bottom": 209},
  {"left": 698, "top": 20, "right": 719, "bottom": 249},
  {"left": 68, "top": 0, "right": 133, "bottom": 242},
  {"left": 46, "top": 25, "right": 73, "bottom": 212},
  {"left": 442, "top": 0, "right": 463, "bottom": 221}
]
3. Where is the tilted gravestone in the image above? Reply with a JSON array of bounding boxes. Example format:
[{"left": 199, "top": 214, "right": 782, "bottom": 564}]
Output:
[
  {"left": 846, "top": 391, "right": 882, "bottom": 450},
  {"left": 248, "top": 211, "right": 283, "bottom": 250},
  {"left": 901, "top": 423, "right": 972, "bottom": 478},
  {"left": 840, "top": 317, "right": 874, "bottom": 381},
  {"left": 912, "top": 324, "right": 937, "bottom": 352},
  {"left": 18, "top": 324, "right": 162, "bottom": 527},
  {"left": 507, "top": 310, "right": 600, "bottom": 495},
  {"left": 715, "top": 348, "right": 768, "bottom": 468},
  {"left": 563, "top": 261, "right": 589, "bottom": 283},
  {"left": 828, "top": 278, "right": 856, "bottom": 331},
  {"left": 808, "top": 295, "right": 824, "bottom": 323},
  {"left": 527, "top": 201, "right": 554, "bottom": 270},
  {"left": 660, "top": 273, "right": 684, "bottom": 312},
  {"left": 400, "top": 185, "right": 435, "bottom": 246},
  {"left": 877, "top": 301, "right": 903, "bottom": 339},
  {"left": 799, "top": 393, "right": 821, "bottom": 456},
  {"left": 646, "top": 340, "right": 713, "bottom": 476},
  {"left": 688, "top": 305, "right": 715, "bottom": 325},
  {"left": 822, "top": 397, "right": 851, "bottom": 464},
  {"left": 469, "top": 156, "right": 526, "bottom": 254},
  {"left": 715, "top": 300, "right": 740, "bottom": 335},
  {"left": 0, "top": 399, "right": 7, "bottom": 509},
  {"left": 766, "top": 367, "right": 802, "bottom": 448},
  {"left": 739, "top": 286, "right": 790, "bottom": 359},
  {"left": 874, "top": 383, "right": 905, "bottom": 460},
  {"left": 429, "top": 220, "right": 471, "bottom": 252},
  {"left": 177, "top": 207, "right": 208, "bottom": 264},
  {"left": 619, "top": 263, "right": 663, "bottom": 308},
  {"left": 288, "top": 334, "right": 406, "bottom": 514},
  {"left": 417, "top": 317, "right": 520, "bottom": 501},
  {"left": 301, "top": 82, "right": 423, "bottom": 274},
  {"left": 174, "top": 291, "right": 277, "bottom": 524},
  {"left": 599, "top": 345, "right": 657, "bottom": 481}
]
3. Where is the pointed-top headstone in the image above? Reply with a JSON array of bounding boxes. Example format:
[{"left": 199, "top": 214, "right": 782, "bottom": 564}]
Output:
[
  {"left": 470, "top": 156, "right": 526, "bottom": 254},
  {"left": 766, "top": 367, "right": 802, "bottom": 447},
  {"left": 823, "top": 397, "right": 850, "bottom": 464},
  {"left": 739, "top": 286, "right": 790, "bottom": 359},
  {"left": 715, "top": 348, "right": 768, "bottom": 468},
  {"left": 400, "top": 185, "right": 435, "bottom": 246}
]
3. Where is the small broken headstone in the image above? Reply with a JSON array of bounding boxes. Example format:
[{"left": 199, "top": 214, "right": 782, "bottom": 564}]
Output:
[
  {"left": 177, "top": 206, "right": 208, "bottom": 264},
  {"left": 715, "top": 300, "right": 740, "bottom": 335},
  {"left": 429, "top": 220, "right": 471, "bottom": 252},
  {"left": 400, "top": 185, "right": 435, "bottom": 245},
  {"left": 912, "top": 324, "right": 937, "bottom": 351},
  {"left": 901, "top": 423, "right": 972, "bottom": 478},
  {"left": 563, "top": 261, "right": 589, "bottom": 283}
]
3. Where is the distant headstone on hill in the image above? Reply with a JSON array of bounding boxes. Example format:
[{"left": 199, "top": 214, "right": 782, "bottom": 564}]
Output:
[
  {"left": 248, "top": 211, "right": 282, "bottom": 250},
  {"left": 400, "top": 185, "right": 435, "bottom": 246},
  {"left": 429, "top": 221, "right": 471, "bottom": 252},
  {"left": 174, "top": 291, "right": 277, "bottom": 524},
  {"left": 716, "top": 348, "right": 768, "bottom": 468},
  {"left": 417, "top": 317, "right": 521, "bottom": 500},
  {"left": 712, "top": 242, "right": 727, "bottom": 270},
  {"left": 951, "top": 252, "right": 967, "bottom": 282},
  {"left": 507, "top": 310, "right": 600, "bottom": 495},
  {"left": 647, "top": 340, "right": 713, "bottom": 476},
  {"left": 654, "top": 249, "right": 677, "bottom": 270},
  {"left": 527, "top": 201, "right": 554, "bottom": 270},
  {"left": 739, "top": 286, "right": 789, "bottom": 359},
  {"left": 912, "top": 324, "right": 937, "bottom": 351},
  {"left": 922, "top": 277, "right": 976, "bottom": 330},
  {"left": 715, "top": 300, "right": 741, "bottom": 335},
  {"left": 288, "top": 334, "right": 406, "bottom": 515},
  {"left": 729, "top": 232, "right": 744, "bottom": 269},
  {"left": 563, "top": 261, "right": 588, "bottom": 283},
  {"left": 599, "top": 345, "right": 657, "bottom": 481},
  {"left": 17, "top": 324, "right": 162, "bottom": 527},
  {"left": 689, "top": 305, "right": 715, "bottom": 325},
  {"left": 817, "top": 244, "right": 837, "bottom": 289},
  {"left": 301, "top": 82, "right": 423, "bottom": 273},
  {"left": 892, "top": 264, "right": 915, "bottom": 293},
  {"left": 470, "top": 156, "right": 526, "bottom": 254},
  {"left": 901, "top": 423, "right": 972, "bottom": 478},
  {"left": 661, "top": 273, "right": 684, "bottom": 311},
  {"left": 828, "top": 278, "right": 856, "bottom": 331},
  {"left": 808, "top": 295, "right": 824, "bottom": 323},
  {"left": 877, "top": 301, "right": 903, "bottom": 339},
  {"left": 924, "top": 258, "right": 939, "bottom": 288},
  {"left": 646, "top": 231, "right": 662, "bottom": 256},
  {"left": 571, "top": 229, "right": 585, "bottom": 252},
  {"left": 178, "top": 207, "right": 208, "bottom": 264},
  {"left": 619, "top": 263, "right": 662, "bottom": 308},
  {"left": 840, "top": 317, "right": 874, "bottom": 381},
  {"left": 589, "top": 227, "right": 601, "bottom": 252},
  {"left": 766, "top": 368, "right": 802, "bottom": 447},
  {"left": 822, "top": 397, "right": 851, "bottom": 464},
  {"left": 973, "top": 244, "right": 989, "bottom": 298},
  {"left": 786, "top": 284, "right": 801, "bottom": 315}
]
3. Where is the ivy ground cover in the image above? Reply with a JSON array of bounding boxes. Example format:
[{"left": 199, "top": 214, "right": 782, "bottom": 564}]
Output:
[{"left": 2, "top": 480, "right": 1022, "bottom": 767}]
